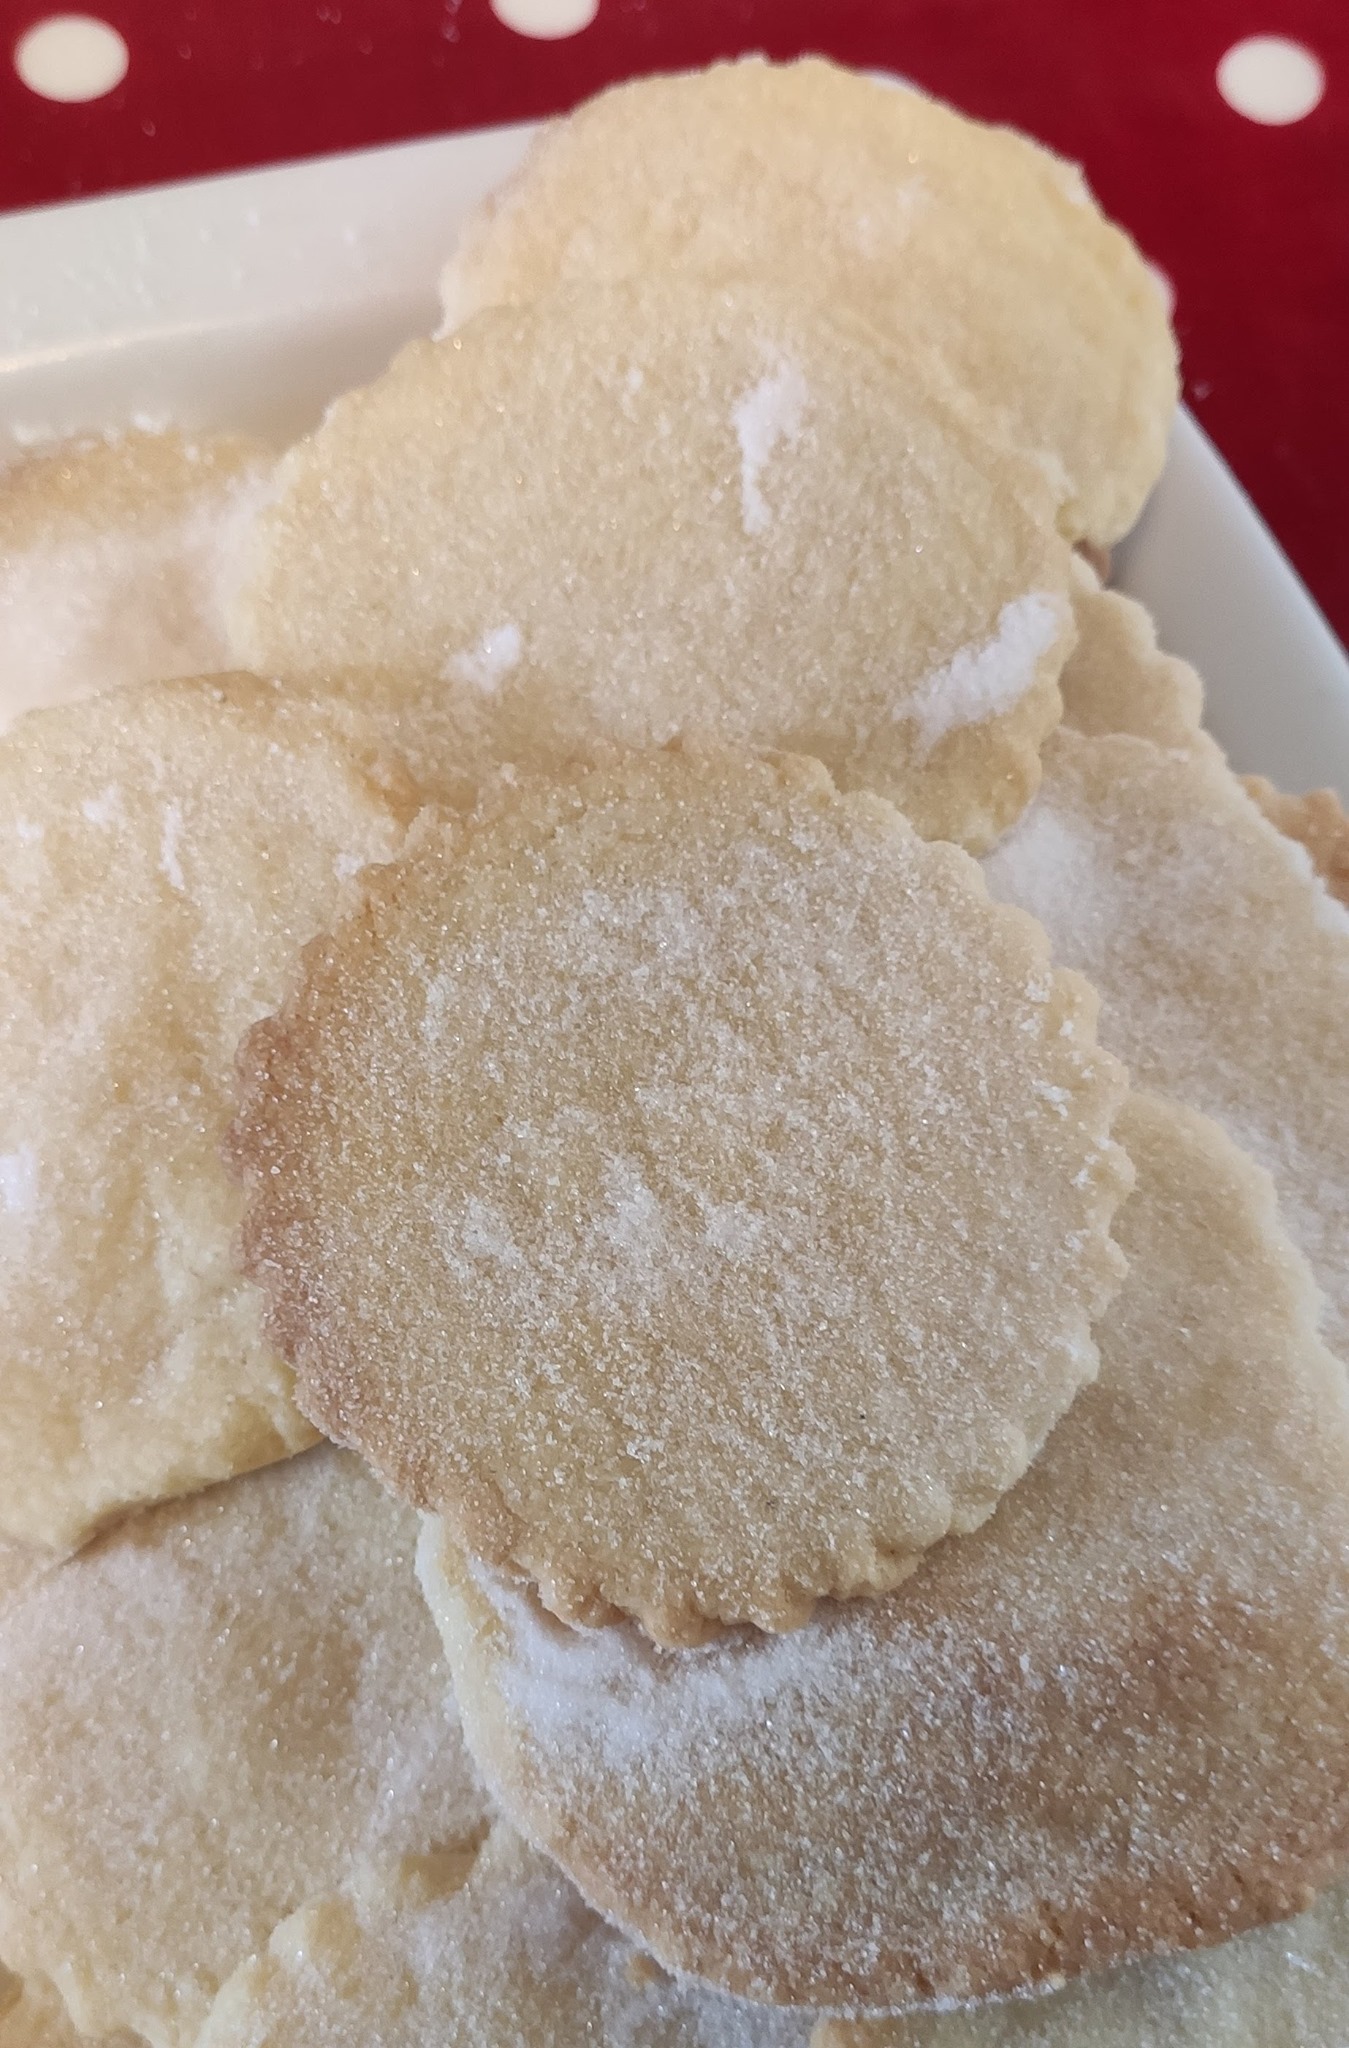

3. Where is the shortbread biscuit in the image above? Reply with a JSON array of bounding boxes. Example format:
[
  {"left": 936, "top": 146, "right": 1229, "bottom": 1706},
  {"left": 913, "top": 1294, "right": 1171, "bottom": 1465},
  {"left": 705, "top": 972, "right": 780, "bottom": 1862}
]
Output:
[
  {"left": 234, "top": 745, "right": 1130, "bottom": 1644},
  {"left": 0, "top": 430, "right": 271, "bottom": 729},
  {"left": 0, "top": 1447, "right": 490, "bottom": 2048},
  {"left": 231, "top": 275, "right": 1077, "bottom": 852},
  {"left": 198, "top": 1824, "right": 814, "bottom": 2048},
  {"left": 0, "top": 674, "right": 415, "bottom": 1551},
  {"left": 816, "top": 1870, "right": 1349, "bottom": 2046},
  {"left": 984, "top": 731, "right": 1349, "bottom": 1358},
  {"left": 1243, "top": 775, "right": 1349, "bottom": 907},
  {"left": 419, "top": 1092, "right": 1349, "bottom": 2009},
  {"left": 440, "top": 57, "right": 1177, "bottom": 546},
  {"left": 1058, "top": 560, "right": 1205, "bottom": 748}
]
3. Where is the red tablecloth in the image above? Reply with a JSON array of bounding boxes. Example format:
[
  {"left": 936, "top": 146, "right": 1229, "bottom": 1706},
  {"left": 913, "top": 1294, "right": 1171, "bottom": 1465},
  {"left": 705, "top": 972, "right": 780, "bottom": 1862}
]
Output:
[{"left": 2, "top": 0, "right": 1346, "bottom": 649}]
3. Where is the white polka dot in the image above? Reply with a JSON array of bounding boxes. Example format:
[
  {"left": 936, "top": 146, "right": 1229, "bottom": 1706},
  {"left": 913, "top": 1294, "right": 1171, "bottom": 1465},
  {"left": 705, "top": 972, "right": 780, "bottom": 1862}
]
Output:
[
  {"left": 490, "top": 0, "right": 597, "bottom": 37},
  {"left": 1217, "top": 35, "right": 1325, "bottom": 125},
  {"left": 14, "top": 13, "right": 128, "bottom": 102}
]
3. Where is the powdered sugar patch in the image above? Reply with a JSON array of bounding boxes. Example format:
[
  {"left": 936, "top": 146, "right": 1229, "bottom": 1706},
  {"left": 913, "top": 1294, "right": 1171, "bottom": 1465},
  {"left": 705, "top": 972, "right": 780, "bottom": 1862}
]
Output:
[
  {"left": 0, "top": 1144, "right": 37, "bottom": 1218},
  {"left": 445, "top": 622, "right": 522, "bottom": 694},
  {"left": 906, "top": 592, "right": 1065, "bottom": 753},
  {"left": 81, "top": 784, "right": 123, "bottom": 828},
  {"left": 158, "top": 804, "right": 185, "bottom": 892},
  {"left": 732, "top": 360, "right": 810, "bottom": 538}
]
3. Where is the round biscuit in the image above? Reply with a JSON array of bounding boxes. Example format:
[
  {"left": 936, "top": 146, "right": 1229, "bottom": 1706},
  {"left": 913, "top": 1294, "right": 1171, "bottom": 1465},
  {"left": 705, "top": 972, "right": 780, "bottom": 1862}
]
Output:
[
  {"left": 230, "top": 275, "right": 1076, "bottom": 854},
  {"left": 440, "top": 57, "right": 1177, "bottom": 546},
  {"left": 232, "top": 744, "right": 1131, "bottom": 1644},
  {"left": 984, "top": 731, "right": 1349, "bottom": 1361},
  {"left": 0, "top": 673, "right": 415, "bottom": 1550},
  {"left": 0, "top": 1446, "right": 489, "bottom": 2048},
  {"left": 418, "top": 1092, "right": 1349, "bottom": 2008}
]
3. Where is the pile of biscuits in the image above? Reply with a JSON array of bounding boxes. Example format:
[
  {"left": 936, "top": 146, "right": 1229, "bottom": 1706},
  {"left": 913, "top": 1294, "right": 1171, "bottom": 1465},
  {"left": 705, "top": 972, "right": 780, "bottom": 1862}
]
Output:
[{"left": 2, "top": 54, "right": 1349, "bottom": 2048}]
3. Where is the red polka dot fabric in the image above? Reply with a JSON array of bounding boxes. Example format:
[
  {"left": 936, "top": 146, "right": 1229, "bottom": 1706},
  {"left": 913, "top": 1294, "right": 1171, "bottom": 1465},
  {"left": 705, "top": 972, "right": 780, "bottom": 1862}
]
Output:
[{"left": 1, "top": 0, "right": 1345, "bottom": 647}]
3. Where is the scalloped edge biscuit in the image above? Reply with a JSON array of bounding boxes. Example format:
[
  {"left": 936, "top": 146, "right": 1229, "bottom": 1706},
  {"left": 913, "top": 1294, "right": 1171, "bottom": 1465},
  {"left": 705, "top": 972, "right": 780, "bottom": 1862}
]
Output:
[
  {"left": 417, "top": 1091, "right": 1349, "bottom": 2010},
  {"left": 232, "top": 744, "right": 1130, "bottom": 1644},
  {"left": 984, "top": 729, "right": 1349, "bottom": 1362},
  {"left": 440, "top": 56, "right": 1177, "bottom": 546},
  {"left": 1058, "top": 559, "right": 1206, "bottom": 750},
  {"left": 1243, "top": 776, "right": 1349, "bottom": 907},
  {"left": 230, "top": 275, "right": 1076, "bottom": 855}
]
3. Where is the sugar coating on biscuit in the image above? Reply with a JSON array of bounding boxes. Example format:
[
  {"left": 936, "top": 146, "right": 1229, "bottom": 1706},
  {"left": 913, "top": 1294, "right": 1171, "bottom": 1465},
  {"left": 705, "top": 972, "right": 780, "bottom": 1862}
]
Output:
[
  {"left": 0, "top": 1968, "right": 142, "bottom": 2048},
  {"left": 816, "top": 1868, "right": 1349, "bottom": 2046},
  {"left": 1243, "top": 775, "right": 1349, "bottom": 908},
  {"left": 235, "top": 745, "right": 1130, "bottom": 1644},
  {"left": 439, "top": 56, "right": 1177, "bottom": 546},
  {"left": 0, "top": 1544, "right": 52, "bottom": 1615},
  {"left": 0, "top": 674, "right": 415, "bottom": 1550},
  {"left": 1058, "top": 561, "right": 1205, "bottom": 748},
  {"left": 984, "top": 731, "right": 1349, "bottom": 1361},
  {"left": 230, "top": 275, "right": 1076, "bottom": 852},
  {"left": 0, "top": 1970, "right": 58, "bottom": 2048},
  {"left": 420, "top": 1091, "right": 1349, "bottom": 2009},
  {"left": 197, "top": 1823, "right": 813, "bottom": 2048},
  {"left": 0, "top": 1447, "right": 490, "bottom": 2048},
  {"left": 0, "top": 430, "right": 273, "bottom": 730}
]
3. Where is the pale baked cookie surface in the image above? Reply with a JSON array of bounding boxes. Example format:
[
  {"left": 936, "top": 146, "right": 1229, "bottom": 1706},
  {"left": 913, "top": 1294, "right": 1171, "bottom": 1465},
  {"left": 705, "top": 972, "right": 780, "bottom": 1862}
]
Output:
[
  {"left": 418, "top": 1092, "right": 1349, "bottom": 2010},
  {"left": 1058, "top": 560, "right": 1205, "bottom": 748},
  {"left": 984, "top": 731, "right": 1349, "bottom": 1359},
  {"left": 231, "top": 275, "right": 1076, "bottom": 852},
  {"left": 816, "top": 1870, "right": 1349, "bottom": 2046},
  {"left": 1243, "top": 775, "right": 1349, "bottom": 907},
  {"left": 0, "top": 1970, "right": 68, "bottom": 2048},
  {"left": 440, "top": 57, "right": 1177, "bottom": 546},
  {"left": 0, "top": 1545, "right": 52, "bottom": 1615},
  {"left": 0, "top": 1969, "right": 142, "bottom": 2048},
  {"left": 0, "top": 675, "right": 414, "bottom": 1550},
  {"left": 197, "top": 1824, "right": 813, "bottom": 2048},
  {"left": 0, "top": 430, "right": 272, "bottom": 728},
  {"left": 0, "top": 1448, "right": 489, "bottom": 2048},
  {"left": 234, "top": 746, "right": 1130, "bottom": 1645}
]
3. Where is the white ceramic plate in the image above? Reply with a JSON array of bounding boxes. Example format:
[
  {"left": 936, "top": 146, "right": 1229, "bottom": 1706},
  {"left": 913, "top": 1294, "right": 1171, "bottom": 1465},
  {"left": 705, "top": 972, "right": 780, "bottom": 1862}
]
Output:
[{"left": 1, "top": 120, "right": 1346, "bottom": 799}]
